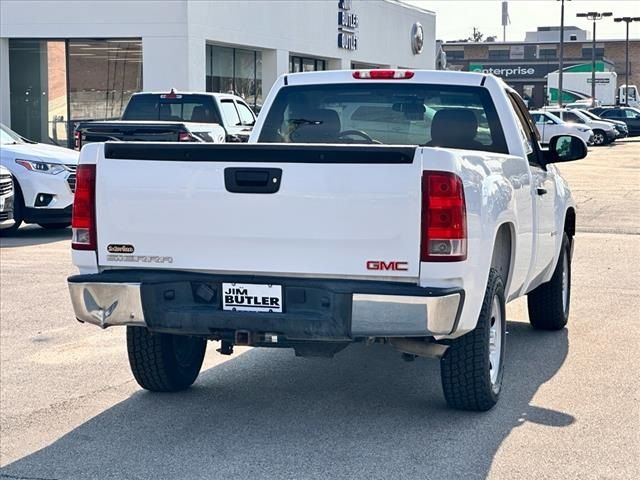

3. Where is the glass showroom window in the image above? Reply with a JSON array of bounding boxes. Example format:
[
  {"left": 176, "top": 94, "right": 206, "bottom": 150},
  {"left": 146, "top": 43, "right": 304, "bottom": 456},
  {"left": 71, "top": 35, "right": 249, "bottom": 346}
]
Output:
[
  {"left": 206, "top": 45, "right": 262, "bottom": 110},
  {"left": 9, "top": 38, "right": 142, "bottom": 147},
  {"left": 289, "top": 56, "right": 327, "bottom": 73},
  {"left": 9, "top": 40, "right": 68, "bottom": 145},
  {"left": 68, "top": 39, "right": 142, "bottom": 125}
]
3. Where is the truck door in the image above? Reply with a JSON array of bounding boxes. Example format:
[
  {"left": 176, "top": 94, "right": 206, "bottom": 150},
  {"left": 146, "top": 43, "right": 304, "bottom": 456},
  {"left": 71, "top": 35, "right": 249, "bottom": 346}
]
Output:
[{"left": 507, "top": 92, "right": 558, "bottom": 283}]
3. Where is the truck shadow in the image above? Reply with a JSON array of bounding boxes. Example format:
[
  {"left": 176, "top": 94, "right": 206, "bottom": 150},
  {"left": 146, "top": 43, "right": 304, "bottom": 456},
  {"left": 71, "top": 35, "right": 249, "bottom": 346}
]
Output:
[
  {"left": 0, "top": 225, "right": 71, "bottom": 248},
  {"left": 1, "top": 321, "right": 571, "bottom": 480}
]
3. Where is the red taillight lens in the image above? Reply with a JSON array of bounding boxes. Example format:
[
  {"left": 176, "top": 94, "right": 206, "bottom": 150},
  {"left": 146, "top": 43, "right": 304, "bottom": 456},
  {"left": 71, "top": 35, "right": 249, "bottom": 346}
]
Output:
[
  {"left": 421, "top": 171, "right": 467, "bottom": 262},
  {"left": 71, "top": 164, "right": 96, "bottom": 251},
  {"left": 353, "top": 69, "right": 415, "bottom": 80},
  {"left": 74, "top": 130, "right": 82, "bottom": 151}
]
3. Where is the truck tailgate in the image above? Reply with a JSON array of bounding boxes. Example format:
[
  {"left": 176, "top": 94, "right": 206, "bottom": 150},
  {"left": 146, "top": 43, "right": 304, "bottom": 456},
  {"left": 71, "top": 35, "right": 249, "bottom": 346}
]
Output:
[{"left": 95, "top": 143, "right": 422, "bottom": 280}]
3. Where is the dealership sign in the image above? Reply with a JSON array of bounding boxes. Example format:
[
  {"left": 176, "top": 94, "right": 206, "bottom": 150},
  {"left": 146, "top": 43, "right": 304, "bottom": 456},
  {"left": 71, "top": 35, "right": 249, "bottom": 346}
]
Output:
[{"left": 338, "top": 0, "right": 358, "bottom": 50}]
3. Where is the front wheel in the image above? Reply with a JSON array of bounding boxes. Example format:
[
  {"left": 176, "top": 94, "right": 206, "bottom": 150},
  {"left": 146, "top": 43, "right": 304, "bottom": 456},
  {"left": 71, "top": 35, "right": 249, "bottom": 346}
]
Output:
[
  {"left": 592, "top": 129, "right": 606, "bottom": 146},
  {"left": 527, "top": 233, "right": 571, "bottom": 330},
  {"left": 440, "top": 268, "right": 506, "bottom": 411},
  {"left": 127, "top": 327, "right": 207, "bottom": 392}
]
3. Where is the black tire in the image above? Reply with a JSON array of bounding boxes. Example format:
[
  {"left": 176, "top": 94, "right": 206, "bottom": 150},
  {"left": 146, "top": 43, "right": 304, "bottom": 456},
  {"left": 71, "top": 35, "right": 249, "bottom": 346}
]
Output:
[
  {"left": 38, "top": 222, "right": 71, "bottom": 229},
  {"left": 592, "top": 129, "right": 606, "bottom": 146},
  {"left": 440, "top": 268, "right": 506, "bottom": 411},
  {"left": 127, "top": 327, "right": 207, "bottom": 392},
  {"left": 527, "top": 233, "right": 571, "bottom": 331}
]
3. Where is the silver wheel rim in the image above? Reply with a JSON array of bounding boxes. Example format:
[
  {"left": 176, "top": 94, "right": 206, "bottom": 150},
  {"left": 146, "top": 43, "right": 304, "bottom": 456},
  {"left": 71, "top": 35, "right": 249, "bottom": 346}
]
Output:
[
  {"left": 594, "top": 133, "right": 604, "bottom": 144},
  {"left": 489, "top": 296, "right": 502, "bottom": 387},
  {"left": 562, "top": 253, "right": 569, "bottom": 315}
]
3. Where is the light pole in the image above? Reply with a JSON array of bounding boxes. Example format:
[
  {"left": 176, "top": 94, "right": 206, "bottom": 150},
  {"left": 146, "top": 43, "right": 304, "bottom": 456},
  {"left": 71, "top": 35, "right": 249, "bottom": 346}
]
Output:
[
  {"left": 614, "top": 16, "right": 640, "bottom": 106},
  {"left": 557, "top": 0, "right": 571, "bottom": 106},
  {"left": 576, "top": 11, "right": 613, "bottom": 107}
]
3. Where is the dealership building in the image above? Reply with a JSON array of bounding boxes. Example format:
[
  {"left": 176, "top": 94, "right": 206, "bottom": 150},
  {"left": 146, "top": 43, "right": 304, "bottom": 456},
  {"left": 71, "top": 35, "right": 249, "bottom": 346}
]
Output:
[
  {"left": 0, "top": 0, "right": 435, "bottom": 146},
  {"left": 442, "top": 26, "right": 640, "bottom": 109}
]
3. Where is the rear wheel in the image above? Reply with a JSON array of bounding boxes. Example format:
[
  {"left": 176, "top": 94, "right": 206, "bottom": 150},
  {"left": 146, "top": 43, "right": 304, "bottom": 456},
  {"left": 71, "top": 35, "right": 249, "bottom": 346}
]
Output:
[
  {"left": 127, "top": 327, "right": 207, "bottom": 392},
  {"left": 527, "top": 233, "right": 571, "bottom": 330},
  {"left": 440, "top": 268, "right": 506, "bottom": 411}
]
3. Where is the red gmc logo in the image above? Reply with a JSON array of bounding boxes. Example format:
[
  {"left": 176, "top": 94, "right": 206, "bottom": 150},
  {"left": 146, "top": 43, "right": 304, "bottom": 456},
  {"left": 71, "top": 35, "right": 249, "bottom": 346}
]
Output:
[{"left": 366, "top": 261, "right": 409, "bottom": 271}]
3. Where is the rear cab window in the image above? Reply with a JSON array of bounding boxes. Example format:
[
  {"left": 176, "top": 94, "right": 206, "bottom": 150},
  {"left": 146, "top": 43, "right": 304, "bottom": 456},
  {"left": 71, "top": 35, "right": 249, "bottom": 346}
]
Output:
[
  {"left": 258, "top": 83, "right": 508, "bottom": 154},
  {"left": 122, "top": 94, "right": 222, "bottom": 124}
]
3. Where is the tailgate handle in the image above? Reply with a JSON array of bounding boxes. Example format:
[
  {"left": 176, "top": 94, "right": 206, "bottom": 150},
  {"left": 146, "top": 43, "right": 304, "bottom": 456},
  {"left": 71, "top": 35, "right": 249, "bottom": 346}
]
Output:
[{"left": 224, "top": 168, "right": 282, "bottom": 194}]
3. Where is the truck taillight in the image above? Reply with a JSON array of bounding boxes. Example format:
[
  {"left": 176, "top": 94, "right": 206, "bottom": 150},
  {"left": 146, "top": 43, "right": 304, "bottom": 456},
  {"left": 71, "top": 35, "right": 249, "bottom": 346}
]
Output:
[
  {"left": 74, "top": 130, "right": 82, "bottom": 151},
  {"left": 71, "top": 164, "right": 96, "bottom": 251},
  {"left": 421, "top": 171, "right": 467, "bottom": 262}
]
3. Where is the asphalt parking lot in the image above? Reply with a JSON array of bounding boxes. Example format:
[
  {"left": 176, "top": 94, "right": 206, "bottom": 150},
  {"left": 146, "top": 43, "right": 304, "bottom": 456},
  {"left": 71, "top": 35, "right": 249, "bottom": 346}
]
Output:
[{"left": 1, "top": 139, "right": 639, "bottom": 480}]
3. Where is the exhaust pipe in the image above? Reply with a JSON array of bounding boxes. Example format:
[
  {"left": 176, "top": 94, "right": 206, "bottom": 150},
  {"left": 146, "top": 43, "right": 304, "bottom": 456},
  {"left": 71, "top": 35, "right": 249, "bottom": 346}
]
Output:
[{"left": 389, "top": 338, "right": 448, "bottom": 359}]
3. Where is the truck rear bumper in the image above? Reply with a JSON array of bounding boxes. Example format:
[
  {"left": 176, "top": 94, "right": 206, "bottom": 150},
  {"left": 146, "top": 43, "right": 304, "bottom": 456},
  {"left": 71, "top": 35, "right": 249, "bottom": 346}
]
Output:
[{"left": 68, "top": 270, "right": 464, "bottom": 340}]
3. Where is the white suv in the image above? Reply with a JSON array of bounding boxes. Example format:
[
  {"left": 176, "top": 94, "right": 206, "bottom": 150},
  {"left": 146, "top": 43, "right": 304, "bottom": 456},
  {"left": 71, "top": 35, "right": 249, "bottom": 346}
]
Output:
[
  {"left": 0, "top": 124, "right": 79, "bottom": 233},
  {"left": 530, "top": 111, "right": 593, "bottom": 145},
  {"left": 542, "top": 108, "right": 617, "bottom": 146}
]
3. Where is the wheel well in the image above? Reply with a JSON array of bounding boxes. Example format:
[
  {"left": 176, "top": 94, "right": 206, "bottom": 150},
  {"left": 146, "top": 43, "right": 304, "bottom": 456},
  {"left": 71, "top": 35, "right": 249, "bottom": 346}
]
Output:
[
  {"left": 491, "top": 223, "right": 514, "bottom": 291},
  {"left": 564, "top": 208, "right": 576, "bottom": 239}
]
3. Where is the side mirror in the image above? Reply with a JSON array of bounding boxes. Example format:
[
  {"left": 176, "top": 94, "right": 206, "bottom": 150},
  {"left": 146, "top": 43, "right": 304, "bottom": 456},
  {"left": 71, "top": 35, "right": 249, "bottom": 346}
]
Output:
[{"left": 545, "top": 135, "right": 588, "bottom": 164}]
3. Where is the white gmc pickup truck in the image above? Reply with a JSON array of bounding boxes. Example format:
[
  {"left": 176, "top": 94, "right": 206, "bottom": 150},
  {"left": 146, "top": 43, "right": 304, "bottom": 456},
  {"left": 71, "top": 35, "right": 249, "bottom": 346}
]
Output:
[{"left": 68, "top": 70, "right": 587, "bottom": 411}]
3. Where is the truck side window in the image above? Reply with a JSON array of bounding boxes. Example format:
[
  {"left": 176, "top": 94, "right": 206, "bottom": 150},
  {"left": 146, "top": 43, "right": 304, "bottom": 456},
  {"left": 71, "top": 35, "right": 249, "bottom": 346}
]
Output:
[
  {"left": 235, "top": 101, "right": 256, "bottom": 126},
  {"left": 506, "top": 90, "right": 542, "bottom": 165},
  {"left": 221, "top": 100, "right": 242, "bottom": 126}
]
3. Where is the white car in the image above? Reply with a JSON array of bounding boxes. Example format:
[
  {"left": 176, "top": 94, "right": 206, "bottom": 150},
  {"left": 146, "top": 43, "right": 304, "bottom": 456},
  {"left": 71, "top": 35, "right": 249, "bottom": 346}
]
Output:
[
  {"left": 0, "top": 124, "right": 79, "bottom": 232},
  {"left": 68, "top": 70, "right": 587, "bottom": 411},
  {"left": 542, "top": 107, "right": 617, "bottom": 146},
  {"left": 530, "top": 110, "right": 593, "bottom": 145}
]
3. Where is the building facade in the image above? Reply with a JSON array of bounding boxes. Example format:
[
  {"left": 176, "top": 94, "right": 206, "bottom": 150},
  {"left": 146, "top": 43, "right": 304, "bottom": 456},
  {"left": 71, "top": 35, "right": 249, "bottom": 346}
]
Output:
[
  {"left": 443, "top": 27, "right": 640, "bottom": 109},
  {"left": 0, "top": 0, "right": 435, "bottom": 146}
]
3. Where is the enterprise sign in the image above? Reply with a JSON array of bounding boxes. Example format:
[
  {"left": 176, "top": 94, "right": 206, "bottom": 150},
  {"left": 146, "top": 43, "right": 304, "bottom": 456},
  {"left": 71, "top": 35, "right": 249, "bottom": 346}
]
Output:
[
  {"left": 338, "top": 0, "right": 359, "bottom": 51},
  {"left": 469, "top": 63, "right": 539, "bottom": 78},
  {"left": 467, "top": 62, "right": 600, "bottom": 80}
]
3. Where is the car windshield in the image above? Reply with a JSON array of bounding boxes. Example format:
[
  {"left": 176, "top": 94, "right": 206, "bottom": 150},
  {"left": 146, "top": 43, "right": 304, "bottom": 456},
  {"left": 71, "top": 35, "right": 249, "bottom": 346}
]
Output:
[
  {"left": 579, "top": 110, "right": 602, "bottom": 121},
  {"left": 0, "top": 124, "right": 25, "bottom": 145},
  {"left": 258, "top": 83, "right": 508, "bottom": 154},
  {"left": 540, "top": 112, "right": 563, "bottom": 124}
]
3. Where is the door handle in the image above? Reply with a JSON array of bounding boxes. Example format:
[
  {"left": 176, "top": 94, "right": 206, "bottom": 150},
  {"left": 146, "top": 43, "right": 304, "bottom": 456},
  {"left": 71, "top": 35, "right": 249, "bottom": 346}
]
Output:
[
  {"left": 224, "top": 168, "right": 282, "bottom": 194},
  {"left": 536, "top": 188, "right": 547, "bottom": 196}
]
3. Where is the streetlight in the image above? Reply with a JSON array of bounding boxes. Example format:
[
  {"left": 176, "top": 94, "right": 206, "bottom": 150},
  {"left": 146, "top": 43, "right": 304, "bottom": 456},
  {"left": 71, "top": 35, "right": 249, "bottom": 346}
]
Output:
[
  {"left": 614, "top": 16, "right": 640, "bottom": 106},
  {"left": 557, "top": 0, "right": 571, "bottom": 106},
  {"left": 576, "top": 11, "right": 613, "bottom": 107}
]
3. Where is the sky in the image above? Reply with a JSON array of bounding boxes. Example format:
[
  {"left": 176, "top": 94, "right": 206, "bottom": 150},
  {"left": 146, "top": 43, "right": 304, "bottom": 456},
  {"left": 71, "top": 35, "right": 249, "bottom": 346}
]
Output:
[{"left": 407, "top": 0, "right": 640, "bottom": 42}]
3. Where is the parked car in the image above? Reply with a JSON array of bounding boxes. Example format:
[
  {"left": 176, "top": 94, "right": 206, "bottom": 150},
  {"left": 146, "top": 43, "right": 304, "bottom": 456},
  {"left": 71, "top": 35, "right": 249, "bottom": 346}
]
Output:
[
  {"left": 576, "top": 109, "right": 628, "bottom": 138},
  {"left": 542, "top": 107, "right": 617, "bottom": 146},
  {"left": 530, "top": 110, "right": 593, "bottom": 145},
  {"left": 0, "top": 123, "right": 78, "bottom": 233},
  {"left": 68, "top": 70, "right": 587, "bottom": 412},
  {"left": 0, "top": 165, "right": 15, "bottom": 231},
  {"left": 74, "top": 91, "right": 255, "bottom": 150},
  {"left": 590, "top": 107, "right": 640, "bottom": 137}
]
